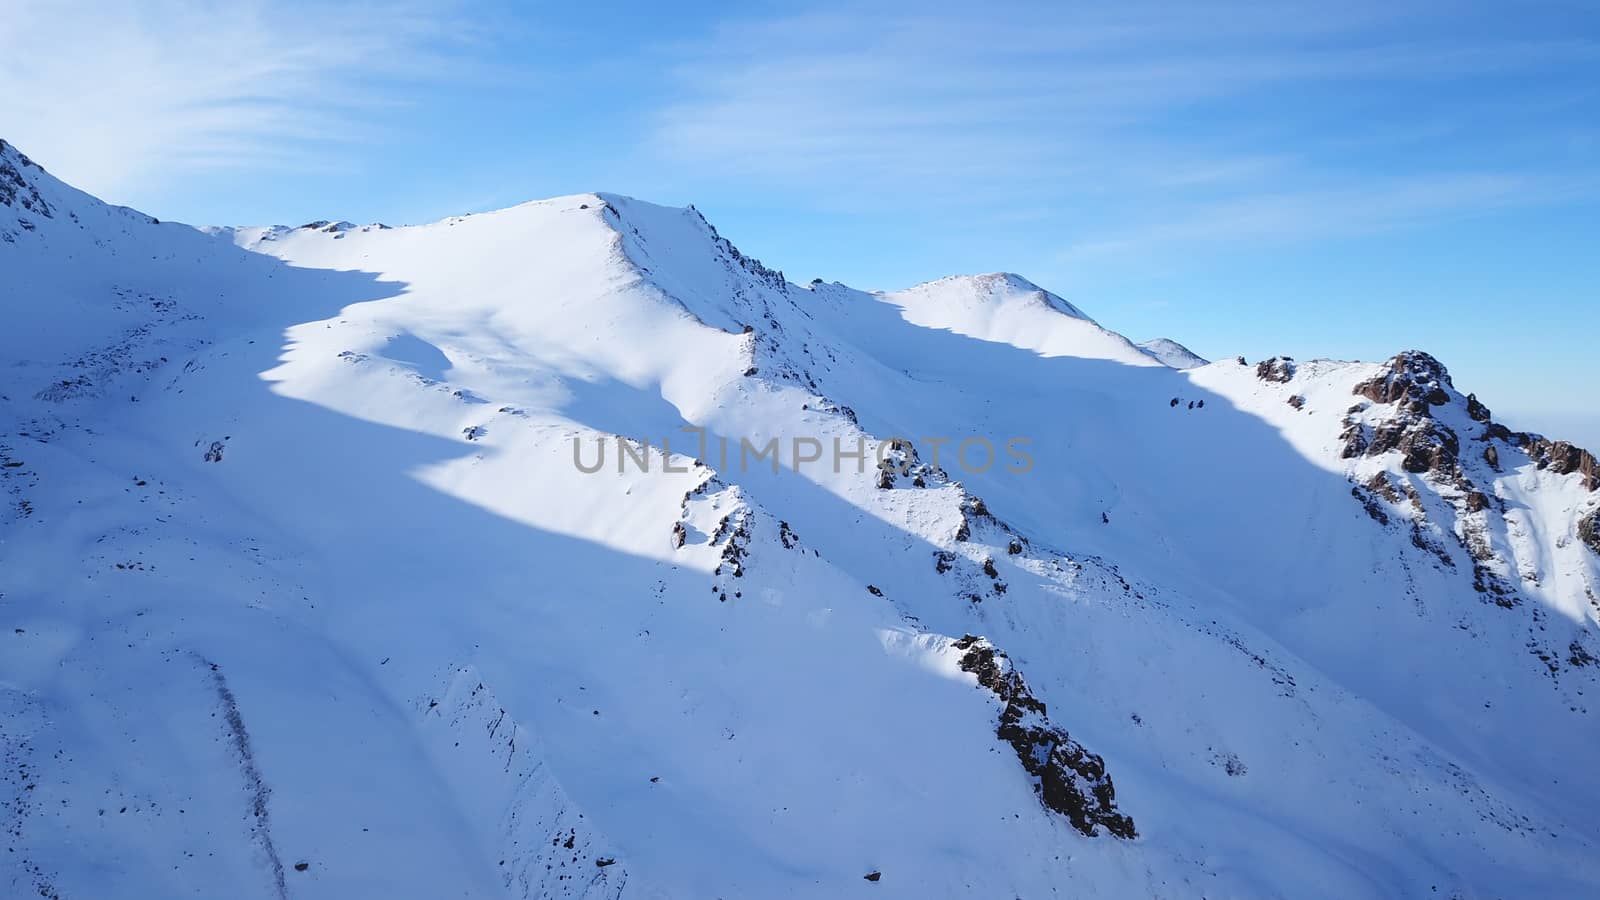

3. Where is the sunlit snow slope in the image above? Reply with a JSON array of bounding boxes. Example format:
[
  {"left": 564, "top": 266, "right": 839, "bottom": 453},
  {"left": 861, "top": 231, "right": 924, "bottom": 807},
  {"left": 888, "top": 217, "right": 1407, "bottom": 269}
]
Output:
[{"left": 5, "top": 138, "right": 1600, "bottom": 899}]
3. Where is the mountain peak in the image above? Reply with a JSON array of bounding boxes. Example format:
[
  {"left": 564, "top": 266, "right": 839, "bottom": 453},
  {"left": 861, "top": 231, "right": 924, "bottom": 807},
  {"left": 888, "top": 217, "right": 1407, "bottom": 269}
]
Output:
[
  {"left": 7, "top": 143, "right": 1600, "bottom": 899},
  {"left": 898, "top": 272, "right": 1090, "bottom": 320},
  {"left": 1138, "top": 337, "right": 1209, "bottom": 369}
]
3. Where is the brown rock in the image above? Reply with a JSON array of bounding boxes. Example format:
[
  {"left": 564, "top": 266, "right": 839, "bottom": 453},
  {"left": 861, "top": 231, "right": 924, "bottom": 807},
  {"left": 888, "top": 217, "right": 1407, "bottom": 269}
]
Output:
[
  {"left": 1522, "top": 438, "right": 1600, "bottom": 491},
  {"left": 951, "top": 635, "right": 1136, "bottom": 839},
  {"left": 1580, "top": 509, "right": 1600, "bottom": 557},
  {"left": 1255, "top": 356, "right": 1295, "bottom": 383},
  {"left": 1466, "top": 392, "right": 1492, "bottom": 423}
]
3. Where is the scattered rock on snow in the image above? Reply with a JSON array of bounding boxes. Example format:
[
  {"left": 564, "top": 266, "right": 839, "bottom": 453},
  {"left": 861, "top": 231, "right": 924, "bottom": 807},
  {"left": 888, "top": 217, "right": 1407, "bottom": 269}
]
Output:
[{"left": 951, "top": 635, "right": 1136, "bottom": 839}]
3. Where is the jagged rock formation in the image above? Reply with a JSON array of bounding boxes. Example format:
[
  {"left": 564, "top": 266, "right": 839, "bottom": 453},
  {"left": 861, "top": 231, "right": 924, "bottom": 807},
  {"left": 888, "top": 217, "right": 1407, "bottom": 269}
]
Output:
[
  {"left": 952, "top": 636, "right": 1136, "bottom": 839},
  {"left": 0, "top": 140, "right": 53, "bottom": 220},
  {"left": 1520, "top": 438, "right": 1600, "bottom": 491}
]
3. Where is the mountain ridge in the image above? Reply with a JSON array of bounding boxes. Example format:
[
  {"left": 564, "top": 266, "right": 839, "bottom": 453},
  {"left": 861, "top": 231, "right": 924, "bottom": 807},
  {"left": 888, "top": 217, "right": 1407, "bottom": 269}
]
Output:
[{"left": 4, "top": 138, "right": 1600, "bottom": 898}]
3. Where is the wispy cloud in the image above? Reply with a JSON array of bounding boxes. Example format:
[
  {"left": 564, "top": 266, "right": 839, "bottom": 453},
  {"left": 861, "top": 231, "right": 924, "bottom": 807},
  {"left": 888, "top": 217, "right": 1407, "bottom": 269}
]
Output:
[
  {"left": 0, "top": 0, "right": 484, "bottom": 201},
  {"left": 645, "top": 2, "right": 1599, "bottom": 259},
  {"left": 1056, "top": 172, "right": 1568, "bottom": 262}
]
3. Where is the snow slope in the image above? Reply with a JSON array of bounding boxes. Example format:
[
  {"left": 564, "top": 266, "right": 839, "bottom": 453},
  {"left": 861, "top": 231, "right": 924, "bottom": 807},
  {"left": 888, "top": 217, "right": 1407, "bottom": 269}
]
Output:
[{"left": 4, "top": 138, "right": 1600, "bottom": 899}]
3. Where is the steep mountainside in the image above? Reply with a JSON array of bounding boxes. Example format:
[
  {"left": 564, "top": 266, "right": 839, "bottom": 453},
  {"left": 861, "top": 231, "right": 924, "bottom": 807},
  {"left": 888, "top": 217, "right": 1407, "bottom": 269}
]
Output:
[{"left": 4, "top": 138, "right": 1600, "bottom": 899}]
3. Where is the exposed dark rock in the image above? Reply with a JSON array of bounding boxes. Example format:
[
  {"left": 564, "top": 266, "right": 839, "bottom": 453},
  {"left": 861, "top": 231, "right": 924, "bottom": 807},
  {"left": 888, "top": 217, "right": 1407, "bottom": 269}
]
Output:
[
  {"left": 670, "top": 522, "right": 686, "bottom": 549},
  {"left": 1580, "top": 509, "right": 1600, "bottom": 557},
  {"left": 982, "top": 557, "right": 999, "bottom": 579},
  {"left": 1287, "top": 395, "right": 1305, "bottom": 410},
  {"left": 1338, "top": 419, "right": 1369, "bottom": 459},
  {"left": 1362, "top": 414, "right": 1460, "bottom": 477},
  {"left": 1403, "top": 483, "right": 1425, "bottom": 513},
  {"left": 0, "top": 140, "right": 54, "bottom": 219},
  {"left": 1352, "top": 486, "right": 1389, "bottom": 525},
  {"left": 1571, "top": 640, "right": 1597, "bottom": 668},
  {"left": 934, "top": 550, "right": 956, "bottom": 574},
  {"left": 1466, "top": 392, "right": 1492, "bottom": 423},
  {"left": 687, "top": 204, "right": 789, "bottom": 290},
  {"left": 1353, "top": 351, "right": 1452, "bottom": 410},
  {"left": 863, "top": 872, "right": 881, "bottom": 882},
  {"left": 1255, "top": 356, "right": 1295, "bottom": 383},
  {"left": 1483, "top": 422, "right": 1515, "bottom": 442},
  {"left": 1522, "top": 438, "right": 1600, "bottom": 491},
  {"left": 1410, "top": 522, "right": 1455, "bottom": 569},
  {"left": 710, "top": 511, "right": 751, "bottom": 577},
  {"left": 1484, "top": 444, "right": 1500, "bottom": 470},
  {"left": 866, "top": 584, "right": 883, "bottom": 597},
  {"left": 1366, "top": 473, "right": 1402, "bottom": 504},
  {"left": 953, "top": 493, "right": 992, "bottom": 542},
  {"left": 1211, "top": 751, "right": 1247, "bottom": 777},
  {"left": 951, "top": 635, "right": 1136, "bottom": 839},
  {"left": 1473, "top": 562, "right": 1518, "bottom": 607},
  {"left": 1398, "top": 422, "right": 1460, "bottom": 475}
]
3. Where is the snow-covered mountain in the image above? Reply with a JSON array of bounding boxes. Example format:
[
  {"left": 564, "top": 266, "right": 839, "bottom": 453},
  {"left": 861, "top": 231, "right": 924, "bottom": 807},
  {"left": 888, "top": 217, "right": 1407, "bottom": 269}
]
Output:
[
  {"left": 1137, "top": 337, "right": 1208, "bottom": 369},
  {"left": 4, "top": 137, "right": 1600, "bottom": 899}
]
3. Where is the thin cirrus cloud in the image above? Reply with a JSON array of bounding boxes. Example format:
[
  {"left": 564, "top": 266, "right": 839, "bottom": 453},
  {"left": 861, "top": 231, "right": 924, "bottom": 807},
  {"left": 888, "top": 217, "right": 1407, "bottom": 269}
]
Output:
[
  {"left": 646, "top": 4, "right": 1598, "bottom": 258},
  {"left": 0, "top": 0, "right": 481, "bottom": 203}
]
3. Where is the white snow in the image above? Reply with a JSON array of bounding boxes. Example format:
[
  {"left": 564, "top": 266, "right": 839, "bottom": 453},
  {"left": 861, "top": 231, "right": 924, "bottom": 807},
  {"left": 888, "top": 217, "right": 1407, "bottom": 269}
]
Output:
[{"left": 4, "top": 138, "right": 1600, "bottom": 899}]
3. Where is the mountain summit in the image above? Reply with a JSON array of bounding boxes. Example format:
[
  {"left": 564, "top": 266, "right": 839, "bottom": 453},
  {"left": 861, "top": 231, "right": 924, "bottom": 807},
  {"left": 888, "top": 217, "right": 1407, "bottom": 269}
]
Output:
[{"left": 3, "top": 141, "right": 1599, "bottom": 899}]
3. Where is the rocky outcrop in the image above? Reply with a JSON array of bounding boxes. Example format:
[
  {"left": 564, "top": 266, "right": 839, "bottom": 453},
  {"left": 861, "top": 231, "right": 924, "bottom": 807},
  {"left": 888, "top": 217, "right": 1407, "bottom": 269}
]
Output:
[
  {"left": 1581, "top": 509, "right": 1600, "bottom": 557},
  {"left": 1519, "top": 438, "right": 1600, "bottom": 491},
  {"left": 952, "top": 635, "right": 1136, "bottom": 839},
  {"left": 1466, "top": 392, "right": 1493, "bottom": 423},
  {"left": 1341, "top": 351, "right": 1600, "bottom": 626},
  {"left": 0, "top": 140, "right": 54, "bottom": 219},
  {"left": 1339, "top": 417, "right": 1370, "bottom": 459},
  {"left": 1370, "top": 417, "right": 1461, "bottom": 476},
  {"left": 1347, "top": 353, "right": 1599, "bottom": 491},
  {"left": 1353, "top": 351, "right": 1452, "bottom": 412},
  {"left": 1342, "top": 353, "right": 1472, "bottom": 480},
  {"left": 1255, "top": 356, "right": 1295, "bottom": 383}
]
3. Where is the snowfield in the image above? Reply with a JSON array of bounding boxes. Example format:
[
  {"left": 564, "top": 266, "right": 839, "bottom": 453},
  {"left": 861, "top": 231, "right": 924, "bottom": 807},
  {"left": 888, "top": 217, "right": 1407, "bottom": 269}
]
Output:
[{"left": 4, "top": 138, "right": 1600, "bottom": 899}]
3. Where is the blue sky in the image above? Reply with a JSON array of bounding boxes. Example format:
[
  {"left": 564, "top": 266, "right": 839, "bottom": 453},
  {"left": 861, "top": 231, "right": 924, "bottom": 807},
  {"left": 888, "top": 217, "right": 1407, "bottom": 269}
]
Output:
[{"left": 4, "top": 0, "right": 1596, "bottom": 443}]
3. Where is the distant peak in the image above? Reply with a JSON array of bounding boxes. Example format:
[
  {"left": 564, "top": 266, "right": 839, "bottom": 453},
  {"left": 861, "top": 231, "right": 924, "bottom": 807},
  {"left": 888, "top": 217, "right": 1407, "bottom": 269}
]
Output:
[
  {"left": 1137, "top": 338, "right": 1208, "bottom": 370},
  {"left": 897, "top": 272, "right": 1090, "bottom": 320}
]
